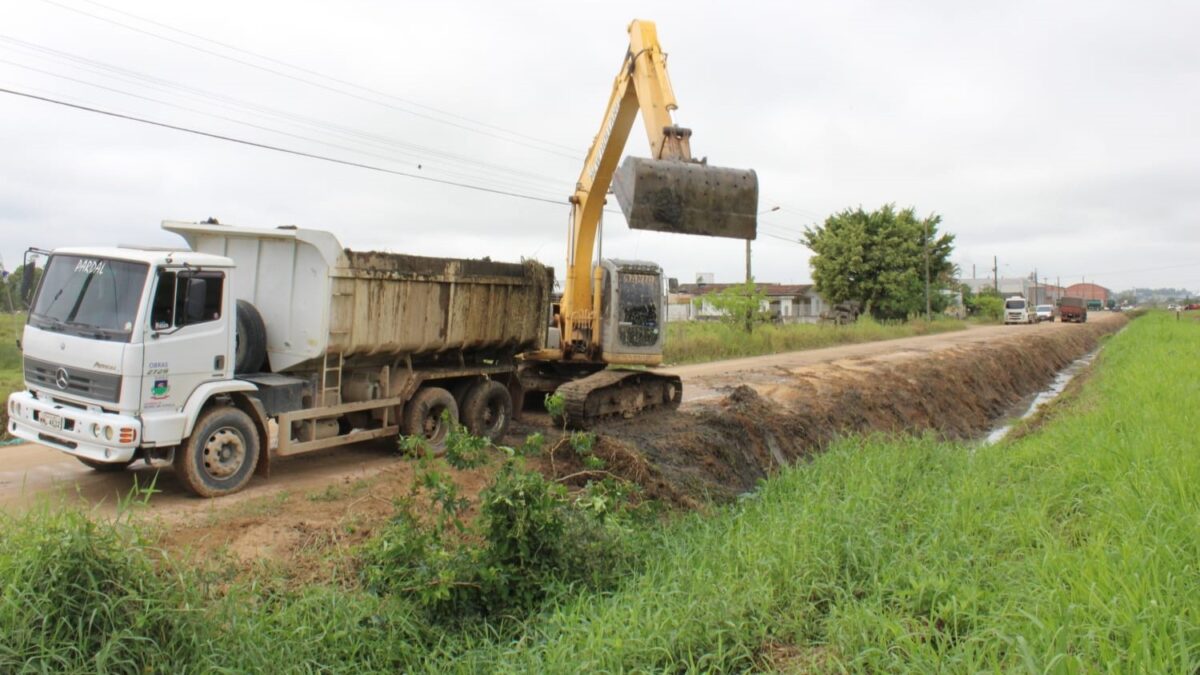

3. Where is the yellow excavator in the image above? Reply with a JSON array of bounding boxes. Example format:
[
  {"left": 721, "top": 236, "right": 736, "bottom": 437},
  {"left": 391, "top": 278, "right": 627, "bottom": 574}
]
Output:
[{"left": 522, "top": 19, "right": 759, "bottom": 428}]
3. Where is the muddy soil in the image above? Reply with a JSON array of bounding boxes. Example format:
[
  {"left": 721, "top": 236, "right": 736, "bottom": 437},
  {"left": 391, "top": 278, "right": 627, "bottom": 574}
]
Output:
[{"left": 597, "top": 314, "right": 1127, "bottom": 502}]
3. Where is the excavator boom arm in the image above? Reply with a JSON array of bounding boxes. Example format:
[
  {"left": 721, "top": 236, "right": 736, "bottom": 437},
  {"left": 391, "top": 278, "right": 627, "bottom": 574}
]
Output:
[
  {"left": 559, "top": 19, "right": 758, "bottom": 358},
  {"left": 563, "top": 21, "right": 682, "bottom": 342}
]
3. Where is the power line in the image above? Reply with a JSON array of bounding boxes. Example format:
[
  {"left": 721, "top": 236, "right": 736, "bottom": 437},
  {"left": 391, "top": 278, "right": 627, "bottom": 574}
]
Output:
[
  {"left": 0, "top": 57, "right": 566, "bottom": 200},
  {"left": 759, "top": 218, "right": 808, "bottom": 236},
  {"left": 0, "top": 85, "right": 569, "bottom": 207},
  {"left": 68, "top": 0, "right": 581, "bottom": 155},
  {"left": 39, "top": 0, "right": 583, "bottom": 161},
  {"left": 0, "top": 34, "right": 571, "bottom": 190},
  {"left": 761, "top": 232, "right": 807, "bottom": 245}
]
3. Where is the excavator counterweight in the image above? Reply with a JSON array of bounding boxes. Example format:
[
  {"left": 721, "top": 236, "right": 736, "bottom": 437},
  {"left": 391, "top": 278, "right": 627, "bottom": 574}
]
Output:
[{"left": 613, "top": 157, "right": 759, "bottom": 240}]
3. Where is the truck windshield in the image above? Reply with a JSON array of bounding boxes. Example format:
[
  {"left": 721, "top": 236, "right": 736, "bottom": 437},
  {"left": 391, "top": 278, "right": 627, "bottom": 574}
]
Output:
[
  {"left": 1005, "top": 299, "right": 1026, "bottom": 310},
  {"left": 28, "top": 255, "right": 148, "bottom": 342}
]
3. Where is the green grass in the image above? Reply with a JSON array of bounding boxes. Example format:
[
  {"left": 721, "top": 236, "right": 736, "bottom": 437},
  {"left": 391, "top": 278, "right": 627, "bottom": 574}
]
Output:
[
  {"left": 0, "top": 314, "right": 24, "bottom": 439},
  {"left": 3, "top": 311, "right": 1197, "bottom": 672},
  {"left": 664, "top": 316, "right": 968, "bottom": 364}
]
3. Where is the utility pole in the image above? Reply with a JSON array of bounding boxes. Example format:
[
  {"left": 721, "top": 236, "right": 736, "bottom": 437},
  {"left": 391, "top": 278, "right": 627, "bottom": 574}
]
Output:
[
  {"left": 924, "top": 217, "right": 931, "bottom": 321},
  {"left": 748, "top": 206, "right": 780, "bottom": 285},
  {"left": 993, "top": 256, "right": 999, "bottom": 292},
  {"left": 745, "top": 239, "right": 751, "bottom": 284},
  {"left": 744, "top": 206, "right": 779, "bottom": 331},
  {"left": 1034, "top": 266, "right": 1039, "bottom": 304}
]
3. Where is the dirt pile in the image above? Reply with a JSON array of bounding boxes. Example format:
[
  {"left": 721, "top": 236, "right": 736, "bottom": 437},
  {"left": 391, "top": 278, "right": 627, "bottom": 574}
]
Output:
[{"left": 595, "top": 318, "right": 1127, "bottom": 502}]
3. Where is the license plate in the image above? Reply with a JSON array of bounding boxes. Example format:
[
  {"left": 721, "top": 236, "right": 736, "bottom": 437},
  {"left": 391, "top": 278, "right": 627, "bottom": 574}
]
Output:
[{"left": 41, "top": 412, "right": 63, "bottom": 430}]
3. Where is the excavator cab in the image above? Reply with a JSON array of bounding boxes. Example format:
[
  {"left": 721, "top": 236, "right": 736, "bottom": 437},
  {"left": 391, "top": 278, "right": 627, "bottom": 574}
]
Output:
[
  {"left": 613, "top": 157, "right": 759, "bottom": 240},
  {"left": 596, "top": 259, "right": 666, "bottom": 365}
]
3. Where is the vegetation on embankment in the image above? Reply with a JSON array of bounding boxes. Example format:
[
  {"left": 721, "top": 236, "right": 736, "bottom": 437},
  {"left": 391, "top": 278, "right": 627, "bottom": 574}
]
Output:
[
  {"left": 6, "top": 311, "right": 1199, "bottom": 672},
  {"left": 664, "top": 315, "right": 966, "bottom": 364},
  {"left": 0, "top": 316, "right": 23, "bottom": 439},
  {"left": 445, "top": 310, "right": 1194, "bottom": 671}
]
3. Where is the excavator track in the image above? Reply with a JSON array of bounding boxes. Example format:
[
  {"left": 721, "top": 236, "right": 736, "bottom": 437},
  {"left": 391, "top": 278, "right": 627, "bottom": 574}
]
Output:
[{"left": 557, "top": 369, "right": 683, "bottom": 430}]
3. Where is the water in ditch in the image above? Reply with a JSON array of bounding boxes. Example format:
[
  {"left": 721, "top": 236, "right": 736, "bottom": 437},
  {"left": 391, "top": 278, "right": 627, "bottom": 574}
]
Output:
[{"left": 982, "top": 348, "right": 1100, "bottom": 445}]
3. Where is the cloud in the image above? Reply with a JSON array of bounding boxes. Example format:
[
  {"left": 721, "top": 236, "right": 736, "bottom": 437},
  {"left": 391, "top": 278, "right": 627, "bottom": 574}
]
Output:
[{"left": 0, "top": 0, "right": 1197, "bottom": 293}]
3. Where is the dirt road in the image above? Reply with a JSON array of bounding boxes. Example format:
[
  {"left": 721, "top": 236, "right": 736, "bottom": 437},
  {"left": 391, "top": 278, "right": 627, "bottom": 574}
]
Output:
[
  {"left": 0, "top": 314, "right": 1124, "bottom": 513},
  {"left": 670, "top": 316, "right": 1122, "bottom": 402}
]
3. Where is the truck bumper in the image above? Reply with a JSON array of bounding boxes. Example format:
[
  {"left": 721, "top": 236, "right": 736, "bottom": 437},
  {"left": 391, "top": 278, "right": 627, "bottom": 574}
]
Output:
[{"left": 6, "top": 391, "right": 141, "bottom": 464}]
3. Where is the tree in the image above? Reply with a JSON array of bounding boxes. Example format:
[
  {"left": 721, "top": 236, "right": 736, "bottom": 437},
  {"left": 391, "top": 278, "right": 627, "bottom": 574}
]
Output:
[
  {"left": 803, "top": 204, "right": 955, "bottom": 321},
  {"left": 963, "top": 285, "right": 1004, "bottom": 321},
  {"left": 695, "top": 281, "right": 769, "bottom": 331},
  {"left": 1, "top": 263, "right": 41, "bottom": 313}
]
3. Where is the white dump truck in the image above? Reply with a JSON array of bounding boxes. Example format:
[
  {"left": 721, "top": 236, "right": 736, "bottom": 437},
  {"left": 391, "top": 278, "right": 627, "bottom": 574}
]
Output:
[
  {"left": 1003, "top": 295, "right": 1034, "bottom": 325},
  {"left": 7, "top": 221, "right": 552, "bottom": 496}
]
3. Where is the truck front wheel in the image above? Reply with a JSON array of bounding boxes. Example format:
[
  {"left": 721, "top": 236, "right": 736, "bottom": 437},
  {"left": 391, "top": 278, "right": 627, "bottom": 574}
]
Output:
[{"left": 175, "top": 406, "right": 261, "bottom": 497}]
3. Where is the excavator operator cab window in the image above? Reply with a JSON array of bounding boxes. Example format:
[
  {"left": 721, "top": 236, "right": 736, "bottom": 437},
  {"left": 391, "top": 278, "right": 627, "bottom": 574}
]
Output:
[{"left": 616, "top": 271, "right": 661, "bottom": 347}]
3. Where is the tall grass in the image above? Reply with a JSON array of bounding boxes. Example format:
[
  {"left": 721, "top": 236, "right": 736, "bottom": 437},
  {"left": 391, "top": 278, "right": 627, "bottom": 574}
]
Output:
[
  {"left": 1, "top": 314, "right": 25, "bottom": 439},
  {"left": 664, "top": 316, "right": 966, "bottom": 364},
  {"left": 0, "top": 504, "right": 210, "bottom": 672}
]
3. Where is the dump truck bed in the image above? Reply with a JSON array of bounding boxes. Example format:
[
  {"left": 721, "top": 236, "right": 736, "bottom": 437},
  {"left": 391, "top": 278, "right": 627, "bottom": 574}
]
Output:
[{"left": 164, "top": 222, "right": 552, "bottom": 372}]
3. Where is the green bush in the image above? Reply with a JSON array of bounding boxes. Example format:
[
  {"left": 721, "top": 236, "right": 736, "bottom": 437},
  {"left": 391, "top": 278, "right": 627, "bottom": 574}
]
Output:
[
  {"left": 361, "top": 454, "right": 638, "bottom": 623},
  {"left": 0, "top": 507, "right": 203, "bottom": 672}
]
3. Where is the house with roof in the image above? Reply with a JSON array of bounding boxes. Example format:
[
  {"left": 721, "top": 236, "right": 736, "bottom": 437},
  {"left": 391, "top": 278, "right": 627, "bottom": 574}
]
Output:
[{"left": 668, "top": 275, "right": 828, "bottom": 324}]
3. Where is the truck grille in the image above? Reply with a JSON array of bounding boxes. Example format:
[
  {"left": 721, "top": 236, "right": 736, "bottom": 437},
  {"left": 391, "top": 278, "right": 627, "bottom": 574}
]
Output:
[{"left": 24, "top": 356, "right": 122, "bottom": 404}]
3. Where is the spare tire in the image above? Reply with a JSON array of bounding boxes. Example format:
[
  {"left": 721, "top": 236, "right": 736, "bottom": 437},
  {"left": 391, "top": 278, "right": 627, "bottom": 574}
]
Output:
[{"left": 234, "top": 300, "right": 267, "bottom": 374}]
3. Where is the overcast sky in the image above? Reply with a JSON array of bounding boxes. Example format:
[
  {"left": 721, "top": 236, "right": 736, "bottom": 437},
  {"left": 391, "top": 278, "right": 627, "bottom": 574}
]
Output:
[{"left": 1, "top": 0, "right": 1197, "bottom": 292}]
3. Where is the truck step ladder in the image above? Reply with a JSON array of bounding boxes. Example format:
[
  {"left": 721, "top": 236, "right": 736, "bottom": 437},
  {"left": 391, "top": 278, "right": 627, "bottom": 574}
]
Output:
[{"left": 321, "top": 351, "right": 343, "bottom": 407}]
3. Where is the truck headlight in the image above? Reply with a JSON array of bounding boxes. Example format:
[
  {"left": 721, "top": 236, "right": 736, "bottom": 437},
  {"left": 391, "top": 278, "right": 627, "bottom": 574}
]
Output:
[
  {"left": 91, "top": 423, "right": 102, "bottom": 438},
  {"left": 104, "top": 426, "right": 114, "bottom": 441}
]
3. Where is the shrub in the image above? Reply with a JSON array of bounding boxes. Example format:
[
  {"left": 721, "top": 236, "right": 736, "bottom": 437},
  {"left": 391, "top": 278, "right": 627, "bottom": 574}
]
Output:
[{"left": 362, "top": 443, "right": 638, "bottom": 623}]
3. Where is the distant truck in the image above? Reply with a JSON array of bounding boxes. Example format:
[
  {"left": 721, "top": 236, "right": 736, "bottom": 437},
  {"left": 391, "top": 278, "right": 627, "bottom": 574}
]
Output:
[
  {"left": 1003, "top": 296, "right": 1034, "bottom": 325},
  {"left": 7, "top": 222, "right": 554, "bottom": 497},
  {"left": 1086, "top": 299, "right": 1103, "bottom": 312},
  {"left": 1058, "top": 296, "right": 1088, "bottom": 323}
]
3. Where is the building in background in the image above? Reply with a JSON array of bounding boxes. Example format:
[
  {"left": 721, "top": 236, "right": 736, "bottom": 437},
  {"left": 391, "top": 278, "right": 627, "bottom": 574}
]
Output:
[
  {"left": 1064, "top": 282, "right": 1110, "bottom": 304},
  {"left": 960, "top": 276, "right": 1037, "bottom": 298},
  {"left": 668, "top": 281, "right": 827, "bottom": 324},
  {"left": 959, "top": 276, "right": 1071, "bottom": 305}
]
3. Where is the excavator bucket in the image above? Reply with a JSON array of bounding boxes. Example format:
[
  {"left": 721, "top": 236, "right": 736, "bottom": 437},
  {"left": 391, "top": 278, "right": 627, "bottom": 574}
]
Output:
[{"left": 612, "top": 157, "right": 759, "bottom": 240}]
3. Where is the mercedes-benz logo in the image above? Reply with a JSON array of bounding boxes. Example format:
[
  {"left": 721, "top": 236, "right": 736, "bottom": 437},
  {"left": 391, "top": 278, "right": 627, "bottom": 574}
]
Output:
[{"left": 55, "top": 367, "right": 70, "bottom": 390}]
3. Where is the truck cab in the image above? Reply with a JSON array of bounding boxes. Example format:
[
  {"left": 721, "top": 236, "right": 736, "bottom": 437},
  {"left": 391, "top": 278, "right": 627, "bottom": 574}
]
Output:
[
  {"left": 8, "top": 247, "right": 237, "bottom": 469},
  {"left": 1003, "top": 296, "right": 1032, "bottom": 325}
]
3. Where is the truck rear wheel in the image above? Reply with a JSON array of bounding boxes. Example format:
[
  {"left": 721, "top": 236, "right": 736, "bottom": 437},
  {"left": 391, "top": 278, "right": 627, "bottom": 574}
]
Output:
[
  {"left": 175, "top": 406, "right": 260, "bottom": 497},
  {"left": 460, "top": 380, "right": 512, "bottom": 442},
  {"left": 402, "top": 387, "right": 458, "bottom": 452},
  {"left": 235, "top": 300, "right": 267, "bottom": 374}
]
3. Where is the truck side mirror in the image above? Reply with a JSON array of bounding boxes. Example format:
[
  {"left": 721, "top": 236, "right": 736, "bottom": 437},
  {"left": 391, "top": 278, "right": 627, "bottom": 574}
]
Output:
[
  {"left": 19, "top": 257, "right": 35, "bottom": 303},
  {"left": 185, "top": 277, "right": 207, "bottom": 323}
]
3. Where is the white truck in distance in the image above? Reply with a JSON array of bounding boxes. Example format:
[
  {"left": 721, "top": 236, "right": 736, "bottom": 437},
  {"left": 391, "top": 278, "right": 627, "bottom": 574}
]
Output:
[
  {"left": 1003, "top": 296, "right": 1034, "bottom": 325},
  {"left": 7, "top": 221, "right": 553, "bottom": 497}
]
